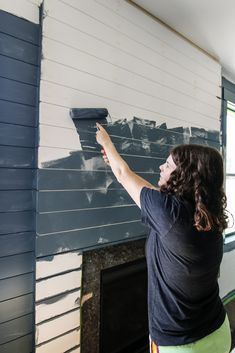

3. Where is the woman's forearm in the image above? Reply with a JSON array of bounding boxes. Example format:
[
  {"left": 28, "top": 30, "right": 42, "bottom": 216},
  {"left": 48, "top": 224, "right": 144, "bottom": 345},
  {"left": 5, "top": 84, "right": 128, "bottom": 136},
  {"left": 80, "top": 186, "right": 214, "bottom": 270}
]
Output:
[{"left": 102, "top": 140, "right": 130, "bottom": 183}]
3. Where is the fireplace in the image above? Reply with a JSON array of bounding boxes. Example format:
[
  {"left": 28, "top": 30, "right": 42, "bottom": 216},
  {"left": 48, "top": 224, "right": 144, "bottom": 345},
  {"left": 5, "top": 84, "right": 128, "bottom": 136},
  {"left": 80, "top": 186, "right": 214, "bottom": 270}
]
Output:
[{"left": 81, "top": 238, "right": 149, "bottom": 353}]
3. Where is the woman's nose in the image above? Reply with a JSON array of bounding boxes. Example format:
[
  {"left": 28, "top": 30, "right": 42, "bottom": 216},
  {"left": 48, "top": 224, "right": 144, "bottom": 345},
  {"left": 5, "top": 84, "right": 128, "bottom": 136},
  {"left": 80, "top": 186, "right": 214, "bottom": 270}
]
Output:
[{"left": 159, "top": 164, "right": 164, "bottom": 171}]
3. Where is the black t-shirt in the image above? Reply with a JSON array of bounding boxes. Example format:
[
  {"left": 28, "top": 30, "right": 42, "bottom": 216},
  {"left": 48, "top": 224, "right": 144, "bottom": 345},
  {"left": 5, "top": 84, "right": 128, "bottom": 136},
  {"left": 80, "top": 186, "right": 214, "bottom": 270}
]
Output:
[{"left": 140, "top": 187, "right": 225, "bottom": 346}]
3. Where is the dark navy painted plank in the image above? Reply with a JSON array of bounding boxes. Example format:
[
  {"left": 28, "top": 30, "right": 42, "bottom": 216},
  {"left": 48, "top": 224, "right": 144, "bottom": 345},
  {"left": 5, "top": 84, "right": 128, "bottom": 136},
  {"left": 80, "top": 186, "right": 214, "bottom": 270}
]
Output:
[
  {"left": 0, "top": 293, "right": 33, "bottom": 324},
  {"left": 0, "top": 77, "right": 37, "bottom": 106},
  {"left": 0, "top": 273, "right": 33, "bottom": 302},
  {"left": 0, "top": 10, "right": 39, "bottom": 44},
  {"left": 37, "top": 169, "right": 159, "bottom": 190},
  {"left": 76, "top": 118, "right": 220, "bottom": 147},
  {"left": 0, "top": 169, "right": 35, "bottom": 190},
  {"left": 79, "top": 133, "right": 171, "bottom": 158},
  {"left": 0, "top": 100, "right": 37, "bottom": 126},
  {"left": 0, "top": 232, "right": 34, "bottom": 257},
  {"left": 36, "top": 221, "right": 146, "bottom": 256},
  {"left": 0, "top": 190, "right": 35, "bottom": 212},
  {"left": 38, "top": 189, "right": 133, "bottom": 212},
  {"left": 189, "top": 136, "right": 220, "bottom": 149},
  {"left": 0, "top": 313, "right": 33, "bottom": 345},
  {"left": 42, "top": 150, "right": 163, "bottom": 173},
  {"left": 131, "top": 119, "right": 184, "bottom": 144},
  {"left": 0, "top": 252, "right": 34, "bottom": 280},
  {"left": 0, "top": 146, "right": 35, "bottom": 168},
  {"left": 0, "top": 211, "right": 35, "bottom": 235},
  {"left": 0, "top": 123, "right": 36, "bottom": 147},
  {"left": 0, "top": 32, "right": 39, "bottom": 65},
  {"left": 0, "top": 333, "right": 32, "bottom": 353},
  {"left": 37, "top": 205, "right": 141, "bottom": 235},
  {"left": 0, "top": 55, "right": 38, "bottom": 85}
]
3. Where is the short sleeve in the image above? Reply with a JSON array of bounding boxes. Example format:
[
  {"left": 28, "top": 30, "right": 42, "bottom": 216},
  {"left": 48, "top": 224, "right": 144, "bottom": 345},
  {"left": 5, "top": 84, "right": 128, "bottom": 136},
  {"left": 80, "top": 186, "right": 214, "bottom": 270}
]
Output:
[{"left": 140, "top": 187, "right": 178, "bottom": 236}]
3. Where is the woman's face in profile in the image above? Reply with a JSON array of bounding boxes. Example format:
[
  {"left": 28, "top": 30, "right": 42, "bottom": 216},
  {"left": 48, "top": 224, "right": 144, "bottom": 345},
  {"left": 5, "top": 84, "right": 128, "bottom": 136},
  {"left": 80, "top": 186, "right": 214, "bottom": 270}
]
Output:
[{"left": 158, "top": 155, "right": 177, "bottom": 187}]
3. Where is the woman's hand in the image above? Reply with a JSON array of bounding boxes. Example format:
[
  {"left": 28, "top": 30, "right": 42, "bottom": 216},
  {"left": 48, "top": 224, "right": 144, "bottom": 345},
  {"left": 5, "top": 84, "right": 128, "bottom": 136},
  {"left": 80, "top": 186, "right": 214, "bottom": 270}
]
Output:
[
  {"left": 96, "top": 123, "right": 112, "bottom": 147},
  {"left": 96, "top": 122, "right": 111, "bottom": 165}
]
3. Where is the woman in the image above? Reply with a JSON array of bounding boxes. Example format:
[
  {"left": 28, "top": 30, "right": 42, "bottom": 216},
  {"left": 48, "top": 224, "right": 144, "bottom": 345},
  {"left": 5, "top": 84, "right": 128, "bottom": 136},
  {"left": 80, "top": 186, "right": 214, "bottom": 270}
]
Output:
[{"left": 95, "top": 123, "right": 231, "bottom": 353}]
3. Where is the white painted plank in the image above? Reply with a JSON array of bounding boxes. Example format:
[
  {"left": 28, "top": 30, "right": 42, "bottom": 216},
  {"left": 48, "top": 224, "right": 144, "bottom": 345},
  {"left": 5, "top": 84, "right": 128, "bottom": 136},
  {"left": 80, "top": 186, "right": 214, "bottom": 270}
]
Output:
[
  {"left": 40, "top": 102, "right": 72, "bottom": 128},
  {"left": 36, "top": 252, "right": 82, "bottom": 279},
  {"left": 39, "top": 101, "right": 220, "bottom": 135},
  {"left": 39, "top": 81, "right": 221, "bottom": 131},
  {"left": 40, "top": 59, "right": 219, "bottom": 123},
  {"left": 0, "top": 0, "right": 39, "bottom": 23},
  {"left": 36, "top": 270, "right": 82, "bottom": 301},
  {"left": 36, "top": 289, "right": 80, "bottom": 324},
  {"left": 41, "top": 60, "right": 220, "bottom": 126},
  {"left": 42, "top": 14, "right": 221, "bottom": 99},
  {"left": 39, "top": 145, "right": 79, "bottom": 166},
  {"left": 36, "top": 328, "right": 80, "bottom": 353},
  {"left": 39, "top": 123, "right": 82, "bottom": 150},
  {"left": 42, "top": 37, "right": 220, "bottom": 112},
  {"left": 36, "top": 309, "right": 80, "bottom": 344},
  {"left": 61, "top": 0, "right": 220, "bottom": 85},
  {"left": 44, "top": 0, "right": 219, "bottom": 85},
  {"left": 96, "top": 0, "right": 220, "bottom": 74}
]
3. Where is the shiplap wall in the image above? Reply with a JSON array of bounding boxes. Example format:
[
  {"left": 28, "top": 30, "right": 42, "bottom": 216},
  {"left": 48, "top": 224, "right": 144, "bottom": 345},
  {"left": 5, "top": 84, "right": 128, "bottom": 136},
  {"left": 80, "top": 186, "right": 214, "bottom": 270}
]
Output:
[
  {"left": 36, "top": 0, "right": 222, "bottom": 352},
  {"left": 0, "top": 2, "right": 40, "bottom": 352}
]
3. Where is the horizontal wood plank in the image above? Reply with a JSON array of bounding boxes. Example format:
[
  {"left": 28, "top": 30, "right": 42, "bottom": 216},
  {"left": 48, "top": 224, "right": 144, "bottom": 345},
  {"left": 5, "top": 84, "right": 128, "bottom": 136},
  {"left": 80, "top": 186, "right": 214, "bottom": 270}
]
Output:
[
  {"left": 0, "top": 211, "right": 35, "bottom": 235},
  {"left": 0, "top": 252, "right": 34, "bottom": 280},
  {"left": 37, "top": 205, "right": 140, "bottom": 235},
  {"left": 0, "top": 190, "right": 35, "bottom": 212},
  {"left": 0, "top": 99, "right": 37, "bottom": 126},
  {"left": 36, "top": 289, "right": 80, "bottom": 324},
  {"left": 37, "top": 169, "right": 158, "bottom": 191},
  {"left": 0, "top": 232, "right": 34, "bottom": 258},
  {"left": 0, "top": 293, "right": 33, "bottom": 324},
  {"left": 0, "top": 146, "right": 35, "bottom": 168},
  {"left": 0, "top": 313, "right": 33, "bottom": 345},
  {"left": 41, "top": 59, "right": 219, "bottom": 126},
  {"left": 36, "top": 329, "right": 80, "bottom": 353},
  {"left": 0, "top": 77, "right": 37, "bottom": 106},
  {"left": 0, "top": 333, "right": 32, "bottom": 353},
  {"left": 0, "top": 169, "right": 35, "bottom": 190},
  {"left": 36, "top": 270, "right": 82, "bottom": 301},
  {"left": 0, "top": 55, "right": 38, "bottom": 85},
  {"left": 37, "top": 189, "right": 133, "bottom": 212},
  {"left": 0, "top": 273, "right": 33, "bottom": 302},
  {"left": 0, "top": 3, "right": 39, "bottom": 24},
  {"left": 0, "top": 122, "right": 35, "bottom": 148},
  {"left": 36, "top": 221, "right": 146, "bottom": 256},
  {"left": 0, "top": 32, "right": 39, "bottom": 65},
  {"left": 40, "top": 81, "right": 220, "bottom": 130},
  {"left": 36, "top": 309, "right": 80, "bottom": 345},
  {"left": 36, "top": 252, "right": 82, "bottom": 279},
  {"left": 0, "top": 9, "right": 39, "bottom": 42}
]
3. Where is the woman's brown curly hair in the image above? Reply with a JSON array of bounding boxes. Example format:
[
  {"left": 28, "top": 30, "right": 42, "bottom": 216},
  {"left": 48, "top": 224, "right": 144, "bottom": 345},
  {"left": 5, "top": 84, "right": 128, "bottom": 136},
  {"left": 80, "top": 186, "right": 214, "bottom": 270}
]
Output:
[{"left": 160, "top": 144, "right": 228, "bottom": 233}]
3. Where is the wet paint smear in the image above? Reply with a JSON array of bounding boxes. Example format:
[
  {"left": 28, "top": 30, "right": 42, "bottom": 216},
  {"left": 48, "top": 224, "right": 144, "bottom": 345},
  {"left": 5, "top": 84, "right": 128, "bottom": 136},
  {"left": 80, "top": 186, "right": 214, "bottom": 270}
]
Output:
[
  {"left": 42, "top": 116, "right": 220, "bottom": 190},
  {"left": 39, "top": 117, "right": 220, "bottom": 251}
]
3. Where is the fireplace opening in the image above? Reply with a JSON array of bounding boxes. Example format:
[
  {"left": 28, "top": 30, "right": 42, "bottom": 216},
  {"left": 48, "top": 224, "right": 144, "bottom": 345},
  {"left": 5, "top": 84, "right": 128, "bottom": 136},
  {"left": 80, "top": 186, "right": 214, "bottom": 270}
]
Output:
[{"left": 100, "top": 258, "right": 149, "bottom": 353}]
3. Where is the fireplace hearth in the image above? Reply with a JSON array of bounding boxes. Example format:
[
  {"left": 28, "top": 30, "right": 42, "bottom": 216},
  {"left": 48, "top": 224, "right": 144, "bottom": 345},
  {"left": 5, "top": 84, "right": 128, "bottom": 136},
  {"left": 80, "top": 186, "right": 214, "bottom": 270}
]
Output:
[{"left": 81, "top": 238, "right": 149, "bottom": 353}]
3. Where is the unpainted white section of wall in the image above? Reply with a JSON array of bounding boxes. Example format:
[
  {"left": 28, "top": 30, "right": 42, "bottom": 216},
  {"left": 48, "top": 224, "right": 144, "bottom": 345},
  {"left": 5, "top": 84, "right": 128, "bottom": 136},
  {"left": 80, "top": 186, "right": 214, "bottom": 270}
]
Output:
[{"left": 0, "top": 0, "right": 40, "bottom": 23}]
